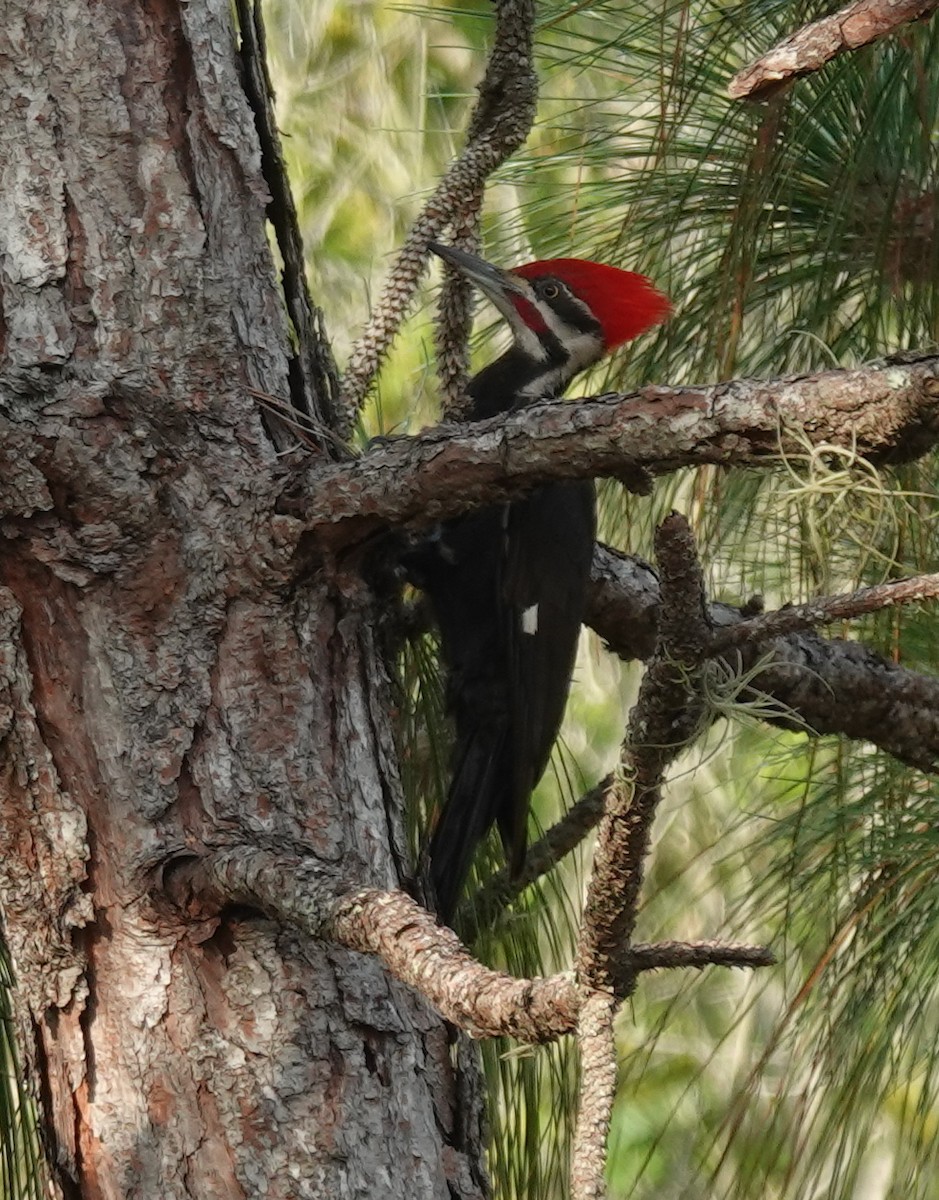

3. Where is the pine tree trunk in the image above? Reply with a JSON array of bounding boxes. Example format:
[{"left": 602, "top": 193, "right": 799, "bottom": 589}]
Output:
[{"left": 0, "top": 1, "right": 481, "bottom": 1195}]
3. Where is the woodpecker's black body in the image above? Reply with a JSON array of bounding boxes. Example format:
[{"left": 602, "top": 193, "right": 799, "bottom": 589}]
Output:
[
  {"left": 417, "top": 426, "right": 595, "bottom": 919},
  {"left": 415, "top": 243, "right": 668, "bottom": 921}
]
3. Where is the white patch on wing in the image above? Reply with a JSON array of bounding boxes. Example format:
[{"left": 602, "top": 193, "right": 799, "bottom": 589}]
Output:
[{"left": 521, "top": 603, "right": 539, "bottom": 634}]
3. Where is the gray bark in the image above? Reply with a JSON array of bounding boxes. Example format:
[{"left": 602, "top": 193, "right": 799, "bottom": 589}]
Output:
[{"left": 0, "top": 1, "right": 481, "bottom": 1196}]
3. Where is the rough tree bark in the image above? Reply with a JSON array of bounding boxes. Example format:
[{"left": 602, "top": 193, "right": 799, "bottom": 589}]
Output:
[{"left": 0, "top": 2, "right": 484, "bottom": 1197}]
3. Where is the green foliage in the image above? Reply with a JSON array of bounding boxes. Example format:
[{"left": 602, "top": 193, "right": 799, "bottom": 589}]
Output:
[
  {"left": 0, "top": 948, "right": 45, "bottom": 1200},
  {"left": 269, "top": 0, "right": 939, "bottom": 1195}
]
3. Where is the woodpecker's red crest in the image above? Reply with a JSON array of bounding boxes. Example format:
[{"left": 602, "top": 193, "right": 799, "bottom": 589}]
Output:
[
  {"left": 429, "top": 242, "right": 668, "bottom": 361},
  {"left": 511, "top": 258, "right": 670, "bottom": 350},
  {"left": 429, "top": 240, "right": 669, "bottom": 404}
]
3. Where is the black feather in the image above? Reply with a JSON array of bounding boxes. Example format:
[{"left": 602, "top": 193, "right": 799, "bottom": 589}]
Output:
[{"left": 421, "top": 484, "right": 594, "bottom": 920}]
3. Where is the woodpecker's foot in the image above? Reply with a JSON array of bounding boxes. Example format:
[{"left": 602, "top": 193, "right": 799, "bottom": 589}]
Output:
[{"left": 614, "top": 464, "right": 654, "bottom": 495}]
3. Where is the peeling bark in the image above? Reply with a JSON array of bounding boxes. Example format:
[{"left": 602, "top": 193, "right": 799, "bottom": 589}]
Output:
[
  {"left": 0, "top": 2, "right": 480, "bottom": 1197},
  {"left": 728, "top": 0, "right": 939, "bottom": 99}
]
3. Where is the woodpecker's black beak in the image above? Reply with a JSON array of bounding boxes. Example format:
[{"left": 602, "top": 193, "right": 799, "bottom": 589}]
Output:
[
  {"left": 429, "top": 242, "right": 534, "bottom": 342},
  {"left": 428, "top": 241, "right": 525, "bottom": 305}
]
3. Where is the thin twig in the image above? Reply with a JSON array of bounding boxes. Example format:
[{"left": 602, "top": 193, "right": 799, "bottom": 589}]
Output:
[
  {"left": 629, "top": 940, "right": 775, "bottom": 972},
  {"left": 728, "top": 0, "right": 939, "bottom": 100},
  {"left": 456, "top": 778, "right": 609, "bottom": 938},
  {"left": 710, "top": 571, "right": 939, "bottom": 654},
  {"left": 235, "top": 0, "right": 345, "bottom": 443}
]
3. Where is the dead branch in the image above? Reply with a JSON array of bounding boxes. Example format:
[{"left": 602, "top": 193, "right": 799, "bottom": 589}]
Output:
[
  {"left": 339, "top": 0, "right": 537, "bottom": 422},
  {"left": 292, "top": 353, "right": 939, "bottom": 551},
  {"left": 728, "top": 0, "right": 939, "bottom": 100},
  {"left": 235, "top": 0, "right": 345, "bottom": 444},
  {"left": 456, "top": 778, "right": 609, "bottom": 936},
  {"left": 166, "top": 846, "right": 577, "bottom": 1042},
  {"left": 164, "top": 845, "right": 771, "bottom": 1046},
  {"left": 709, "top": 571, "right": 939, "bottom": 653},
  {"left": 331, "top": 886, "right": 577, "bottom": 1041},
  {"left": 587, "top": 545, "right": 939, "bottom": 773},
  {"left": 577, "top": 514, "right": 712, "bottom": 990},
  {"left": 629, "top": 940, "right": 774, "bottom": 971}
]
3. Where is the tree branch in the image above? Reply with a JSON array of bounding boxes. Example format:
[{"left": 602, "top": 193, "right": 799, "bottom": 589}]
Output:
[
  {"left": 456, "top": 778, "right": 609, "bottom": 937},
  {"left": 710, "top": 571, "right": 939, "bottom": 653},
  {"left": 292, "top": 354, "right": 939, "bottom": 551},
  {"left": 587, "top": 545, "right": 939, "bottom": 774},
  {"left": 571, "top": 988, "right": 617, "bottom": 1200},
  {"left": 629, "top": 940, "right": 775, "bottom": 971},
  {"left": 166, "top": 846, "right": 577, "bottom": 1042},
  {"left": 569, "top": 516, "right": 717, "bottom": 1197},
  {"left": 435, "top": 0, "right": 538, "bottom": 417},
  {"left": 435, "top": 197, "right": 484, "bottom": 418},
  {"left": 577, "top": 514, "right": 712, "bottom": 990},
  {"left": 728, "top": 0, "right": 939, "bottom": 100},
  {"left": 164, "top": 847, "right": 770, "bottom": 1043}
]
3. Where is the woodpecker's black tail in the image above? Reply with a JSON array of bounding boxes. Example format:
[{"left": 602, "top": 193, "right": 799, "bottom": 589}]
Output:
[{"left": 428, "top": 724, "right": 513, "bottom": 923}]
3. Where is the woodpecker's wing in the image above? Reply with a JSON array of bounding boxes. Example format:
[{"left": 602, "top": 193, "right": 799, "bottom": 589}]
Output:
[
  {"left": 418, "top": 482, "right": 595, "bottom": 917},
  {"left": 497, "top": 480, "right": 596, "bottom": 870},
  {"left": 417, "top": 507, "right": 515, "bottom": 919}
]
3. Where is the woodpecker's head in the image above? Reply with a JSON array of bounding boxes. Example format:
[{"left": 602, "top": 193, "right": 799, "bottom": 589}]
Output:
[{"left": 429, "top": 241, "right": 669, "bottom": 397}]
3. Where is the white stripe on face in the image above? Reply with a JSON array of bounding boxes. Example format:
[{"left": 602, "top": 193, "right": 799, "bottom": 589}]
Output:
[{"left": 539, "top": 296, "right": 605, "bottom": 376}]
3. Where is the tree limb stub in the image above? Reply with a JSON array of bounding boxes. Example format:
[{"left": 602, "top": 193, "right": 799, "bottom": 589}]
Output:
[
  {"left": 729, "top": 0, "right": 939, "bottom": 100},
  {"left": 295, "top": 354, "right": 939, "bottom": 550}
]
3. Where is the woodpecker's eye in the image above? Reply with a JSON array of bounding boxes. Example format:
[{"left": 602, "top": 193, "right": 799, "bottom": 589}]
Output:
[{"left": 539, "top": 282, "right": 560, "bottom": 299}]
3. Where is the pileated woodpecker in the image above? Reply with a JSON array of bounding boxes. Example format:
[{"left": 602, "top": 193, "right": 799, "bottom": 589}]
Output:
[{"left": 414, "top": 241, "right": 669, "bottom": 921}]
